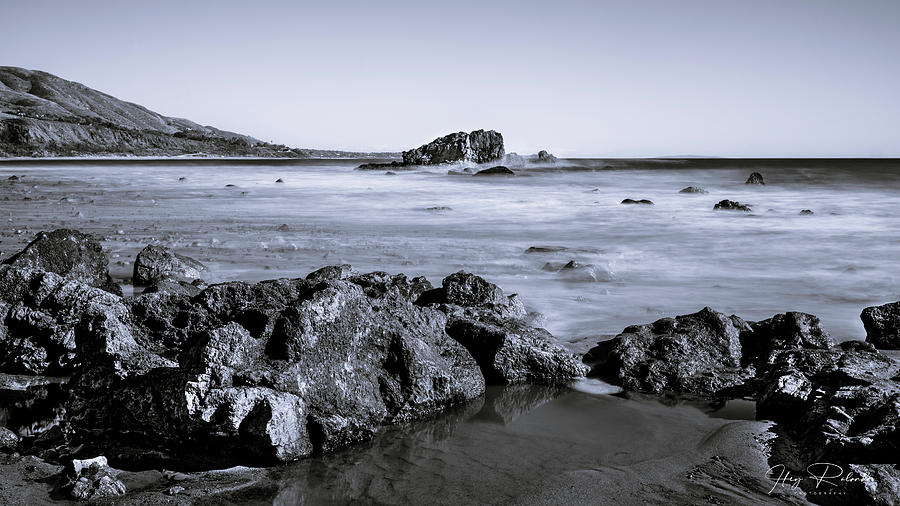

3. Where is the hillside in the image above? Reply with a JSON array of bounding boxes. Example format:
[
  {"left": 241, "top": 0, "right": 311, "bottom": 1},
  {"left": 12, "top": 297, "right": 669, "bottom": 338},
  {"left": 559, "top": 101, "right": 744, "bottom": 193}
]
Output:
[{"left": 0, "top": 67, "right": 395, "bottom": 158}]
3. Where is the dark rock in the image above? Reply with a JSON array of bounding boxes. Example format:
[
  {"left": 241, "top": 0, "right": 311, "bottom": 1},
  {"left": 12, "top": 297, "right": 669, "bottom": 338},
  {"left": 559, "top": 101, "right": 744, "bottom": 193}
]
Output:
[
  {"left": 621, "top": 199, "right": 654, "bottom": 205},
  {"left": 141, "top": 278, "right": 203, "bottom": 298},
  {"left": 1, "top": 229, "right": 120, "bottom": 295},
  {"left": 402, "top": 130, "right": 504, "bottom": 165},
  {"left": 384, "top": 171, "right": 396, "bottom": 175},
  {"left": 275, "top": 224, "right": 290, "bottom": 232},
  {"left": 799, "top": 209, "right": 814, "bottom": 215},
  {"left": 713, "top": 200, "right": 752, "bottom": 212},
  {"left": 133, "top": 245, "right": 207, "bottom": 286},
  {"left": 541, "top": 260, "right": 613, "bottom": 282},
  {"left": 584, "top": 307, "right": 751, "bottom": 397},
  {"left": 679, "top": 186, "right": 707, "bottom": 194},
  {"left": 0, "top": 426, "right": 20, "bottom": 450},
  {"left": 8, "top": 175, "right": 19, "bottom": 181},
  {"left": 445, "top": 315, "right": 586, "bottom": 384},
  {"left": 524, "top": 246, "right": 568, "bottom": 254},
  {"left": 536, "top": 150, "right": 557, "bottom": 163},
  {"left": 740, "top": 311, "right": 834, "bottom": 367},
  {"left": 862, "top": 301, "right": 900, "bottom": 349},
  {"left": 225, "top": 184, "right": 236, "bottom": 187},
  {"left": 745, "top": 172, "right": 765, "bottom": 184},
  {"left": 275, "top": 178, "right": 284, "bottom": 183},
  {"left": 178, "top": 177, "right": 186, "bottom": 181},
  {"left": 57, "top": 456, "right": 126, "bottom": 500},
  {"left": 473, "top": 166, "right": 515, "bottom": 176},
  {"left": 425, "top": 206, "right": 452, "bottom": 212},
  {"left": 356, "top": 161, "right": 404, "bottom": 171},
  {"left": 306, "top": 264, "right": 354, "bottom": 283},
  {"left": 0, "top": 373, "right": 69, "bottom": 437}
]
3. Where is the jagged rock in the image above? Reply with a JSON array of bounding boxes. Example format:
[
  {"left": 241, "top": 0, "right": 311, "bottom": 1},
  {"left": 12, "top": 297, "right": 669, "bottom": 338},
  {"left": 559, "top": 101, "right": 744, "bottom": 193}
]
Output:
[
  {"left": 0, "top": 373, "right": 69, "bottom": 437},
  {"left": 740, "top": 311, "right": 834, "bottom": 367},
  {"left": 69, "top": 275, "right": 485, "bottom": 465},
  {"left": 679, "top": 186, "right": 707, "bottom": 194},
  {"left": 0, "top": 426, "right": 20, "bottom": 451},
  {"left": 140, "top": 278, "right": 203, "bottom": 298},
  {"left": 745, "top": 172, "right": 765, "bottom": 184},
  {"left": 133, "top": 244, "right": 207, "bottom": 286},
  {"left": 714, "top": 200, "right": 752, "bottom": 212},
  {"left": 473, "top": 166, "right": 514, "bottom": 176},
  {"left": 402, "top": 130, "right": 504, "bottom": 165},
  {"left": 862, "top": 301, "right": 900, "bottom": 349},
  {"left": 416, "top": 272, "right": 584, "bottom": 384},
  {"left": 306, "top": 264, "right": 354, "bottom": 283},
  {"left": 621, "top": 198, "right": 653, "bottom": 205},
  {"left": 536, "top": 150, "right": 557, "bottom": 163},
  {"left": 57, "top": 456, "right": 126, "bottom": 500},
  {"left": 1, "top": 229, "right": 120, "bottom": 295},
  {"left": 584, "top": 307, "right": 751, "bottom": 396}
]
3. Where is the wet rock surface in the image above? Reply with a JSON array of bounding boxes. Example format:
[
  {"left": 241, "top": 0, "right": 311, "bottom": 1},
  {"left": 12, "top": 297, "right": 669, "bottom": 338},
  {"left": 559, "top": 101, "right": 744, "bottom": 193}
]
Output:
[
  {"left": 473, "top": 165, "right": 515, "bottom": 176},
  {"left": 403, "top": 130, "right": 504, "bottom": 165},
  {"left": 862, "top": 301, "right": 900, "bottom": 349},
  {"left": 56, "top": 455, "right": 127, "bottom": 500},
  {"left": 714, "top": 199, "right": 752, "bottom": 212},
  {"left": 621, "top": 198, "right": 654, "bottom": 205},
  {"left": 745, "top": 172, "right": 765, "bottom": 184},
  {"left": 132, "top": 244, "right": 207, "bottom": 286},
  {"left": 679, "top": 186, "right": 708, "bottom": 194},
  {"left": 588, "top": 306, "right": 900, "bottom": 504}
]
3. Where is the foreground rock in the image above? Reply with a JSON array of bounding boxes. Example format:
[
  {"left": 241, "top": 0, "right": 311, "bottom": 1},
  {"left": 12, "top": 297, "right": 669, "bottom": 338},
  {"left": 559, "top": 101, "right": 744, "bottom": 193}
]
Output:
[
  {"left": 0, "top": 230, "right": 582, "bottom": 474},
  {"left": 861, "top": 301, "right": 900, "bottom": 349},
  {"left": 713, "top": 199, "right": 752, "bottom": 212},
  {"left": 56, "top": 456, "right": 126, "bottom": 500},
  {"left": 586, "top": 306, "right": 900, "bottom": 503},
  {"left": 403, "top": 130, "right": 504, "bottom": 165},
  {"left": 132, "top": 244, "right": 208, "bottom": 286},
  {"left": 1, "top": 229, "right": 120, "bottom": 295},
  {"left": 745, "top": 172, "right": 765, "bottom": 184},
  {"left": 416, "top": 272, "right": 586, "bottom": 384}
]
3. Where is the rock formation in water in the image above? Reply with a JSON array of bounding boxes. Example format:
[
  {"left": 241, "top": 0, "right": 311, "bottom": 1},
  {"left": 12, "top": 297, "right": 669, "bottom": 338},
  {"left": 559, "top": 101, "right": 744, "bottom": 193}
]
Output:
[
  {"left": 585, "top": 307, "right": 900, "bottom": 503},
  {"left": 621, "top": 199, "right": 654, "bottom": 205},
  {"left": 861, "top": 301, "right": 900, "bottom": 349},
  {"left": 678, "top": 186, "right": 707, "bottom": 194},
  {"left": 0, "top": 229, "right": 583, "bottom": 481},
  {"left": 536, "top": 150, "right": 557, "bottom": 163},
  {"left": 713, "top": 199, "right": 752, "bottom": 212},
  {"left": 403, "top": 130, "right": 504, "bottom": 165},
  {"left": 473, "top": 166, "right": 515, "bottom": 176},
  {"left": 0, "top": 67, "right": 398, "bottom": 158},
  {"left": 745, "top": 172, "right": 765, "bottom": 184},
  {"left": 132, "top": 244, "right": 207, "bottom": 286}
]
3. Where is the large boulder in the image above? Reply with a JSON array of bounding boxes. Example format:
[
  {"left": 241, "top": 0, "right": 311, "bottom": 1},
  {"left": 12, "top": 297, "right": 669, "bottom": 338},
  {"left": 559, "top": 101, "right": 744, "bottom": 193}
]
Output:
[
  {"left": 740, "top": 311, "right": 834, "bottom": 367},
  {"left": 584, "top": 307, "right": 751, "bottom": 396},
  {"left": 133, "top": 244, "right": 207, "bottom": 286},
  {"left": 416, "top": 271, "right": 586, "bottom": 384},
  {"left": 861, "top": 301, "right": 900, "bottom": 349},
  {"left": 402, "top": 130, "right": 504, "bottom": 165},
  {"left": 1, "top": 229, "right": 120, "bottom": 295},
  {"left": 68, "top": 272, "right": 485, "bottom": 465},
  {"left": 536, "top": 150, "right": 557, "bottom": 163}
]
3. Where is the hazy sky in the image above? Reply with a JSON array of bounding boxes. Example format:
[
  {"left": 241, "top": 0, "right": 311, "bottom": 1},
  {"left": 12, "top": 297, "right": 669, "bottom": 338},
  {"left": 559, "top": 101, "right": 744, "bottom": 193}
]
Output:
[{"left": 2, "top": 0, "right": 898, "bottom": 156}]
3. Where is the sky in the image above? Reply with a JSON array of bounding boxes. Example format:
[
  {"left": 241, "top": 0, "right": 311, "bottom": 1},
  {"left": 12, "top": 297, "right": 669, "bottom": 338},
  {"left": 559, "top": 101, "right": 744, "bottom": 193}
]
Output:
[{"left": 2, "top": 0, "right": 898, "bottom": 157}]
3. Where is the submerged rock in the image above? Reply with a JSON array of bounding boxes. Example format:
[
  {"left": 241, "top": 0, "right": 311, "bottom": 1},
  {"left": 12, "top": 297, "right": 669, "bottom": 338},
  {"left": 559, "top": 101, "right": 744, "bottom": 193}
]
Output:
[
  {"left": 356, "top": 161, "right": 405, "bottom": 171},
  {"left": 621, "top": 198, "right": 654, "bottom": 205},
  {"left": 799, "top": 209, "right": 814, "bottom": 215},
  {"left": 678, "top": 186, "right": 707, "bottom": 194},
  {"left": 402, "top": 130, "right": 504, "bottom": 165},
  {"left": 713, "top": 200, "right": 752, "bottom": 212},
  {"left": 541, "top": 260, "right": 612, "bottom": 282},
  {"left": 524, "top": 246, "right": 568, "bottom": 254},
  {"left": 473, "top": 166, "right": 515, "bottom": 177},
  {"left": 133, "top": 244, "right": 207, "bottom": 286},
  {"left": 745, "top": 172, "right": 765, "bottom": 184},
  {"left": 861, "top": 301, "right": 900, "bottom": 349},
  {"left": 1, "top": 229, "right": 120, "bottom": 295}
]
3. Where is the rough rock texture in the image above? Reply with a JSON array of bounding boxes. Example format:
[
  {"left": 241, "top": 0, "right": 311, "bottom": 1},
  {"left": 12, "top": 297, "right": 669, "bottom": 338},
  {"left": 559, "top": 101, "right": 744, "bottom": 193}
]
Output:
[
  {"left": 473, "top": 166, "right": 515, "bottom": 176},
  {"left": 679, "top": 186, "right": 708, "bottom": 194},
  {"left": 1, "top": 229, "right": 120, "bottom": 295},
  {"left": 714, "top": 199, "right": 752, "bottom": 212},
  {"left": 745, "top": 172, "right": 765, "bottom": 184},
  {"left": 861, "top": 301, "right": 900, "bottom": 349},
  {"left": 57, "top": 456, "right": 126, "bottom": 500},
  {"left": 133, "top": 244, "right": 208, "bottom": 286},
  {"left": 584, "top": 307, "right": 751, "bottom": 396},
  {"left": 416, "top": 272, "right": 586, "bottom": 385},
  {"left": 402, "top": 130, "right": 504, "bottom": 165}
]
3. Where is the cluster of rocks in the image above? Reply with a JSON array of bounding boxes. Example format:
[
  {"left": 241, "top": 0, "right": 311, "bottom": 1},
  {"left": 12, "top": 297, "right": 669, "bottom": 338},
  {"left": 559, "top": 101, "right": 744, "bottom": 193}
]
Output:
[
  {"left": 0, "top": 229, "right": 585, "bottom": 499},
  {"left": 584, "top": 305, "right": 900, "bottom": 503},
  {"left": 357, "top": 130, "right": 505, "bottom": 171}
]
